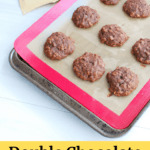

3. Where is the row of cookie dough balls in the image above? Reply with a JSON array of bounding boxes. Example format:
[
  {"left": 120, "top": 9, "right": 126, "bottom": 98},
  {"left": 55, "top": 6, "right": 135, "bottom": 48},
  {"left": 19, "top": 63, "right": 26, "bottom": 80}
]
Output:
[
  {"left": 44, "top": 31, "right": 140, "bottom": 97},
  {"left": 72, "top": 0, "right": 150, "bottom": 30},
  {"left": 101, "top": 0, "right": 150, "bottom": 18}
]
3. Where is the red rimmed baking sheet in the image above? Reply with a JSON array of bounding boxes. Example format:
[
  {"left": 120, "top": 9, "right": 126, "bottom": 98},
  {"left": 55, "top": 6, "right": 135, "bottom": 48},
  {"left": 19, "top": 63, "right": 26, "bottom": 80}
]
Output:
[{"left": 14, "top": 0, "right": 150, "bottom": 129}]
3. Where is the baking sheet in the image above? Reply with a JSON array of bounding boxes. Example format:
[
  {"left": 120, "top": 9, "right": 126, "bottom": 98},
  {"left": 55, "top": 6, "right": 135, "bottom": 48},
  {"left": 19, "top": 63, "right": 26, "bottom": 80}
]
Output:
[
  {"left": 19, "top": 0, "right": 58, "bottom": 14},
  {"left": 27, "top": 0, "right": 150, "bottom": 115}
]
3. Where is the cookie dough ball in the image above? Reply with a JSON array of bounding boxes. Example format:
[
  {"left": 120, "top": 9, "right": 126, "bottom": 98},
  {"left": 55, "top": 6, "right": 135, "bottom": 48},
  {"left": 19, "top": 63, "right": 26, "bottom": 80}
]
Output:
[
  {"left": 123, "top": 0, "right": 150, "bottom": 18},
  {"left": 99, "top": 24, "right": 129, "bottom": 47},
  {"left": 73, "top": 52, "right": 105, "bottom": 82},
  {"left": 132, "top": 38, "right": 150, "bottom": 64},
  {"left": 107, "top": 67, "right": 139, "bottom": 96},
  {"left": 44, "top": 32, "right": 75, "bottom": 60},
  {"left": 72, "top": 6, "right": 100, "bottom": 28},
  {"left": 101, "top": 0, "right": 119, "bottom": 5}
]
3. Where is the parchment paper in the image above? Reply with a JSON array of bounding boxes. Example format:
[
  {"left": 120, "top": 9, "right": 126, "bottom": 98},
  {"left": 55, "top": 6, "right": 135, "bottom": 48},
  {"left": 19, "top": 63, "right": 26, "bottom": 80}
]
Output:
[
  {"left": 19, "top": 0, "right": 58, "bottom": 14},
  {"left": 28, "top": 0, "right": 150, "bottom": 115}
]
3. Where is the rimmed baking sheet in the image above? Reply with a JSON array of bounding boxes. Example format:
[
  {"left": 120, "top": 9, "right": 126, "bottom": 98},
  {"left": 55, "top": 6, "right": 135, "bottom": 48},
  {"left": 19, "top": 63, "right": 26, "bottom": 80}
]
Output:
[{"left": 14, "top": 0, "right": 150, "bottom": 129}]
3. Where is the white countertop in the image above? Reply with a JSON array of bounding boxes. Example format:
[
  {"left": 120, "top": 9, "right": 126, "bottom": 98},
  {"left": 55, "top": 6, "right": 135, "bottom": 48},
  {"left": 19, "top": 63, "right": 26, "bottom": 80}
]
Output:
[{"left": 0, "top": 0, "right": 150, "bottom": 141}]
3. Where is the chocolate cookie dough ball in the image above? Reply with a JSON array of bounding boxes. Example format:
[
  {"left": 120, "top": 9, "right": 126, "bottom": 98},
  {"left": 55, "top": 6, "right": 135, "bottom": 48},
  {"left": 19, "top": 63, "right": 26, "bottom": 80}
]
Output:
[
  {"left": 99, "top": 24, "right": 129, "bottom": 47},
  {"left": 44, "top": 32, "right": 75, "bottom": 60},
  {"left": 123, "top": 0, "right": 150, "bottom": 18},
  {"left": 73, "top": 52, "right": 105, "bottom": 82},
  {"left": 107, "top": 67, "right": 139, "bottom": 96},
  {"left": 72, "top": 6, "right": 100, "bottom": 28},
  {"left": 101, "top": 0, "right": 119, "bottom": 5},
  {"left": 132, "top": 38, "right": 150, "bottom": 64}
]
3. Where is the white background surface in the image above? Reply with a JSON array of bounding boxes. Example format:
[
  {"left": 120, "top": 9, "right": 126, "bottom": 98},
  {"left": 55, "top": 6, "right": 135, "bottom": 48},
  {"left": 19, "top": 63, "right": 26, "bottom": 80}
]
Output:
[{"left": 0, "top": 0, "right": 150, "bottom": 141}]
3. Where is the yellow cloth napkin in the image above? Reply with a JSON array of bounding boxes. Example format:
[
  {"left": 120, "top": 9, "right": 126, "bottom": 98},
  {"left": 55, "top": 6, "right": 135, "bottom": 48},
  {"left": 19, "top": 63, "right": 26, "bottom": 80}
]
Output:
[{"left": 19, "top": 0, "right": 59, "bottom": 14}]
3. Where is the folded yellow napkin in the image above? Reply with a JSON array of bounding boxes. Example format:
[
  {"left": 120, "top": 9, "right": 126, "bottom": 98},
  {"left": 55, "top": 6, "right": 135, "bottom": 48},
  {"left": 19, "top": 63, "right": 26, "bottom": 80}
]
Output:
[{"left": 19, "top": 0, "right": 59, "bottom": 14}]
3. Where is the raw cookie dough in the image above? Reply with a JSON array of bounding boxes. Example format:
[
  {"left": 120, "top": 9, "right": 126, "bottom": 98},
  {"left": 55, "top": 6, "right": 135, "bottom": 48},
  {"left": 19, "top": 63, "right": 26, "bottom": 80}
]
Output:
[
  {"left": 99, "top": 24, "right": 129, "bottom": 47},
  {"left": 123, "top": 0, "right": 150, "bottom": 18},
  {"left": 107, "top": 67, "right": 139, "bottom": 96},
  {"left": 100, "top": 0, "right": 119, "bottom": 5},
  {"left": 132, "top": 38, "right": 150, "bottom": 64},
  {"left": 44, "top": 32, "right": 75, "bottom": 60},
  {"left": 72, "top": 6, "right": 100, "bottom": 28},
  {"left": 73, "top": 52, "right": 105, "bottom": 82}
]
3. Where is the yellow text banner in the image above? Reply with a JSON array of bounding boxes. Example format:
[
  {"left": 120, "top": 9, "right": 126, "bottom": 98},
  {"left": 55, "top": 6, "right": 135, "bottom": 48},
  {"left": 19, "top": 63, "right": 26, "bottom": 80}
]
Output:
[{"left": 0, "top": 142, "right": 150, "bottom": 150}]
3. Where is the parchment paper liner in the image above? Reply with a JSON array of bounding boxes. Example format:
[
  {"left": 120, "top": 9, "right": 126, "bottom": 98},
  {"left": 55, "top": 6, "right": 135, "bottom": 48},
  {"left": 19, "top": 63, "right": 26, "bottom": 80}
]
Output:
[{"left": 19, "top": 0, "right": 59, "bottom": 14}]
